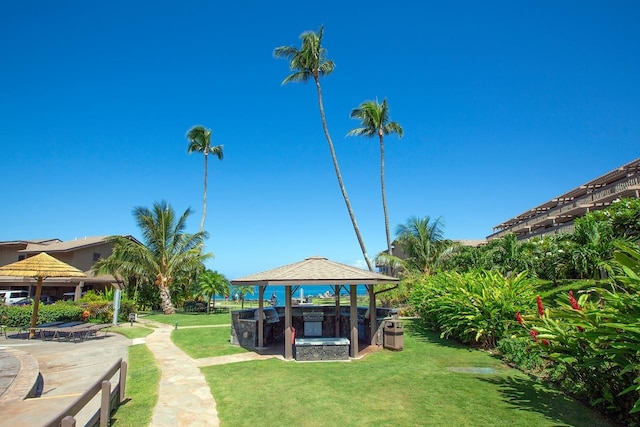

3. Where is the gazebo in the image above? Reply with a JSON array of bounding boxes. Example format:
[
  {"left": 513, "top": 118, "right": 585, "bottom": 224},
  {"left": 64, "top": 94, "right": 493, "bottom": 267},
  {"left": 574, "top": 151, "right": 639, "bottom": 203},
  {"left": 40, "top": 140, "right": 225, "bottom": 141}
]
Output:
[{"left": 231, "top": 256, "right": 399, "bottom": 360}]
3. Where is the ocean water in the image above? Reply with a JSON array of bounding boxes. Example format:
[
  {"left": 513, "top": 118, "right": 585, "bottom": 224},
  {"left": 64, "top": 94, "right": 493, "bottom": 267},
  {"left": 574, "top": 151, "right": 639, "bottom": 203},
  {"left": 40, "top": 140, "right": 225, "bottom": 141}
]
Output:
[{"left": 230, "top": 285, "right": 368, "bottom": 305}]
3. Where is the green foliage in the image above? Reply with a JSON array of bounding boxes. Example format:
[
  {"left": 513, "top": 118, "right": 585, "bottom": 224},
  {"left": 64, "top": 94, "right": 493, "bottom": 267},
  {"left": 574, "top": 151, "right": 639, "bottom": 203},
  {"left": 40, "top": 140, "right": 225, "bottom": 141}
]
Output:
[
  {"left": 378, "top": 216, "right": 457, "bottom": 275},
  {"left": 519, "top": 241, "right": 640, "bottom": 424},
  {"left": 482, "top": 233, "right": 534, "bottom": 274},
  {"left": 93, "top": 201, "right": 212, "bottom": 314},
  {"left": 411, "top": 270, "right": 535, "bottom": 348},
  {"left": 590, "top": 197, "right": 640, "bottom": 238},
  {"left": 497, "top": 337, "right": 550, "bottom": 372},
  {"left": 196, "top": 270, "right": 230, "bottom": 312},
  {"left": 0, "top": 302, "right": 83, "bottom": 327}
]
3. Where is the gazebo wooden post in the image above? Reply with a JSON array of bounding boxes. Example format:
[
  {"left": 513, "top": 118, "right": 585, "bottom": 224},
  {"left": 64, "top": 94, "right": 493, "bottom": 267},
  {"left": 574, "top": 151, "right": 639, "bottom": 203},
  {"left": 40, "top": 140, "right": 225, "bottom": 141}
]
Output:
[
  {"left": 257, "top": 285, "right": 264, "bottom": 348},
  {"left": 368, "top": 285, "right": 377, "bottom": 346},
  {"left": 334, "top": 285, "right": 340, "bottom": 337},
  {"left": 284, "top": 286, "right": 293, "bottom": 360},
  {"left": 29, "top": 277, "right": 44, "bottom": 339},
  {"left": 350, "top": 284, "right": 358, "bottom": 358}
]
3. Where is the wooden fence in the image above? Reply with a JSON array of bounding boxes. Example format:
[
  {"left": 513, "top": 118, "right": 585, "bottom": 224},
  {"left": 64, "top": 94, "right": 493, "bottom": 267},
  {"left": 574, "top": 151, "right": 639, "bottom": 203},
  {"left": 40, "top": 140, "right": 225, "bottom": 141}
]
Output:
[{"left": 45, "top": 358, "right": 127, "bottom": 427}]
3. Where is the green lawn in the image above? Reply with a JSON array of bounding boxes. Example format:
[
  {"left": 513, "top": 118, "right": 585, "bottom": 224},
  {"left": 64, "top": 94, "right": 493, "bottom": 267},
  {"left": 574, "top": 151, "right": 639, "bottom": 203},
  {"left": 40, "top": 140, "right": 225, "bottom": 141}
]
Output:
[
  {"left": 110, "top": 326, "right": 154, "bottom": 339},
  {"left": 111, "top": 344, "right": 160, "bottom": 427},
  {"left": 143, "top": 311, "right": 232, "bottom": 327},
  {"left": 171, "top": 327, "right": 248, "bottom": 359},
  {"left": 200, "top": 320, "right": 615, "bottom": 427}
]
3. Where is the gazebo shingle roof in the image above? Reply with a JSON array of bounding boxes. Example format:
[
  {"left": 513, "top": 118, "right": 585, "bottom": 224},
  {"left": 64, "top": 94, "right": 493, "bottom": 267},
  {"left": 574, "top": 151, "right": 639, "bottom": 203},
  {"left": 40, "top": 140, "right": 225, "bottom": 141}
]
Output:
[{"left": 232, "top": 255, "right": 399, "bottom": 286}]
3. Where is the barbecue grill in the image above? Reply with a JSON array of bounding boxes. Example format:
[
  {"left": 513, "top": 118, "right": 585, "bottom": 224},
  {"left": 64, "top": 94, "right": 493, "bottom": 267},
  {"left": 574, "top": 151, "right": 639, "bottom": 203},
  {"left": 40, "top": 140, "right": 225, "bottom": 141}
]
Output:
[
  {"left": 254, "top": 307, "right": 280, "bottom": 324},
  {"left": 303, "top": 311, "right": 324, "bottom": 337}
]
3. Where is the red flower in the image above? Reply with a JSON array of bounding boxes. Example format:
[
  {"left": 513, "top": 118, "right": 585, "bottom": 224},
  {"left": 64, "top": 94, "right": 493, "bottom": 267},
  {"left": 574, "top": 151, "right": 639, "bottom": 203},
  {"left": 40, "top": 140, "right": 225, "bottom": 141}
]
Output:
[
  {"left": 530, "top": 329, "right": 538, "bottom": 342},
  {"left": 577, "top": 326, "right": 584, "bottom": 332},
  {"left": 515, "top": 312, "right": 523, "bottom": 325},
  {"left": 536, "top": 296, "right": 545, "bottom": 317},
  {"left": 569, "top": 291, "right": 581, "bottom": 310},
  {"left": 542, "top": 339, "right": 549, "bottom": 346}
]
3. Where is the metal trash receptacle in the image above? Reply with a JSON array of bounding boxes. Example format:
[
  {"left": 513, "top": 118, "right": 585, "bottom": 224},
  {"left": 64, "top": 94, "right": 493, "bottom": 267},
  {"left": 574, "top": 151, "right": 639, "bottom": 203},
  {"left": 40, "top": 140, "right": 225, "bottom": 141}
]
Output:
[{"left": 383, "top": 319, "right": 404, "bottom": 350}]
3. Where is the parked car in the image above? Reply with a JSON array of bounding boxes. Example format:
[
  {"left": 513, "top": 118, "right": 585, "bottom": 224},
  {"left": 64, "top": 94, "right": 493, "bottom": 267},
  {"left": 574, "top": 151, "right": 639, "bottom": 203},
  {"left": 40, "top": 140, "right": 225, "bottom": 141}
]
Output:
[
  {"left": 39, "top": 295, "right": 59, "bottom": 305},
  {"left": 0, "top": 290, "right": 29, "bottom": 305},
  {"left": 10, "top": 298, "right": 33, "bottom": 306}
]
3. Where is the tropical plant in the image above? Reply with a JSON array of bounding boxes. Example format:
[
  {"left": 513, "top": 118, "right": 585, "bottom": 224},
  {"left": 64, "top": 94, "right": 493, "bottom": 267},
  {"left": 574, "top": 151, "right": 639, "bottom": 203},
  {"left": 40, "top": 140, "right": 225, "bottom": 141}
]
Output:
[
  {"left": 233, "top": 285, "right": 254, "bottom": 309},
  {"left": 590, "top": 197, "right": 640, "bottom": 238},
  {"left": 526, "top": 235, "right": 571, "bottom": 284},
  {"left": 441, "top": 245, "right": 483, "bottom": 273},
  {"left": 519, "top": 241, "right": 640, "bottom": 423},
  {"left": 274, "top": 26, "right": 373, "bottom": 271},
  {"left": 411, "top": 270, "right": 535, "bottom": 348},
  {"left": 569, "top": 215, "right": 615, "bottom": 279},
  {"left": 197, "top": 270, "right": 230, "bottom": 313},
  {"left": 187, "top": 125, "right": 224, "bottom": 233},
  {"left": 347, "top": 98, "right": 403, "bottom": 256},
  {"left": 94, "top": 201, "right": 212, "bottom": 314},
  {"left": 377, "top": 216, "right": 455, "bottom": 275},
  {"left": 481, "top": 233, "right": 534, "bottom": 275}
]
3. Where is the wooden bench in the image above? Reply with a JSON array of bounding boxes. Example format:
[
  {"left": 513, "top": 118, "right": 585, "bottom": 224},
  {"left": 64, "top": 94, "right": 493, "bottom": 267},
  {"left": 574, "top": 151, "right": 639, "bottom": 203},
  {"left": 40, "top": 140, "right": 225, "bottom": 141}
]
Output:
[{"left": 294, "top": 337, "right": 350, "bottom": 361}]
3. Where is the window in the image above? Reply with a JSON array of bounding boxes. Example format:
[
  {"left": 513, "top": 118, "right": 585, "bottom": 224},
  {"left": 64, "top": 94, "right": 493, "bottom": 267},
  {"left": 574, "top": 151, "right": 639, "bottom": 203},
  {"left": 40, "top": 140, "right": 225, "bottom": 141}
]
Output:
[{"left": 93, "top": 252, "right": 101, "bottom": 262}]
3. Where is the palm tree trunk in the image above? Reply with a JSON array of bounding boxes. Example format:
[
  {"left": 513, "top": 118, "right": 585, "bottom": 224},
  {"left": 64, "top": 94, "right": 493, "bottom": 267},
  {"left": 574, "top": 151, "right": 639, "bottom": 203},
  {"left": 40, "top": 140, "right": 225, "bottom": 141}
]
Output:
[
  {"left": 200, "top": 152, "right": 208, "bottom": 232},
  {"left": 314, "top": 77, "right": 373, "bottom": 272},
  {"left": 379, "top": 133, "right": 392, "bottom": 256},
  {"left": 158, "top": 281, "right": 176, "bottom": 314}
]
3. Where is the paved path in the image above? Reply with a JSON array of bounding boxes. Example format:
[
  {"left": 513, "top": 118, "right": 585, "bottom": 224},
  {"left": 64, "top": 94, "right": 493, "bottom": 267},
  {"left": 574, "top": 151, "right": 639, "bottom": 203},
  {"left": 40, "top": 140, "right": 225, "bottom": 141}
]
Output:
[
  {"left": 141, "top": 320, "right": 221, "bottom": 427},
  {"left": 138, "top": 320, "right": 280, "bottom": 426},
  {"left": 0, "top": 320, "right": 280, "bottom": 426}
]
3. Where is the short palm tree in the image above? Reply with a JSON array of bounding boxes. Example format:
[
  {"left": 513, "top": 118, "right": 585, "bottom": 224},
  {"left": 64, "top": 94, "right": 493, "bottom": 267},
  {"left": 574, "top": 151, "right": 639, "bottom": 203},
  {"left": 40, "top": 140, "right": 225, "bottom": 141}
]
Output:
[
  {"left": 347, "top": 98, "right": 403, "bottom": 256},
  {"left": 198, "top": 269, "right": 230, "bottom": 313},
  {"left": 187, "top": 125, "right": 224, "bottom": 233},
  {"left": 377, "top": 216, "right": 454, "bottom": 275},
  {"left": 94, "top": 201, "right": 212, "bottom": 314},
  {"left": 274, "top": 26, "right": 373, "bottom": 271}
]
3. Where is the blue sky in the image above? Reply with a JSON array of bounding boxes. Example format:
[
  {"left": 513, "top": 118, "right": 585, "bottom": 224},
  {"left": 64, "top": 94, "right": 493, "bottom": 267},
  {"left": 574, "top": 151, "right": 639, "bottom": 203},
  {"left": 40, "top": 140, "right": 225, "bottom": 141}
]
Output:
[{"left": 1, "top": 1, "right": 638, "bottom": 278}]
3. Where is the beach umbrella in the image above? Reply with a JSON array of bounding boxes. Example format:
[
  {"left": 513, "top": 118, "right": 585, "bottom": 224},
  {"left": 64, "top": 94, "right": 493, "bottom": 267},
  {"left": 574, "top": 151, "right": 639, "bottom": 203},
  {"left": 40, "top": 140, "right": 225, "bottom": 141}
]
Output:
[{"left": 0, "top": 252, "right": 86, "bottom": 338}]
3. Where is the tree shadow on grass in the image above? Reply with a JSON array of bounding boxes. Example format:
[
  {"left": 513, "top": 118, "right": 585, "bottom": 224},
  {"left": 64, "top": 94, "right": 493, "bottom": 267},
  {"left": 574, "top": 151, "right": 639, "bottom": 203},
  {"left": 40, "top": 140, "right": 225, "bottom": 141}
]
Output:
[{"left": 479, "top": 376, "right": 618, "bottom": 427}]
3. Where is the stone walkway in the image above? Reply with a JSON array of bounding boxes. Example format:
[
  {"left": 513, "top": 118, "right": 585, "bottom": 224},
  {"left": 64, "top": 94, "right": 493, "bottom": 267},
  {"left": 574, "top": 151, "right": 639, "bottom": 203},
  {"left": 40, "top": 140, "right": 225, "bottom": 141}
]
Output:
[{"left": 139, "top": 319, "right": 279, "bottom": 426}]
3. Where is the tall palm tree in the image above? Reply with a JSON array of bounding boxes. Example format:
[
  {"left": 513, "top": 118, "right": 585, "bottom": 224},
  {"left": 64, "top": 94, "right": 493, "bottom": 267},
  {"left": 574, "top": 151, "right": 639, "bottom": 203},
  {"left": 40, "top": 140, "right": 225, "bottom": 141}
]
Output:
[
  {"left": 274, "top": 26, "right": 373, "bottom": 271},
  {"left": 94, "top": 201, "right": 212, "bottom": 314},
  {"left": 187, "top": 125, "right": 224, "bottom": 233},
  {"left": 347, "top": 98, "right": 403, "bottom": 256}
]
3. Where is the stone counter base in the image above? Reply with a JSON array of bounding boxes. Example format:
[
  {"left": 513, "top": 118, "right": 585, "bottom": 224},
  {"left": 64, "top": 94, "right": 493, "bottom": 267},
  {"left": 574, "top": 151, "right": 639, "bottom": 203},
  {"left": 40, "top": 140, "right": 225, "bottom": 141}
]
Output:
[{"left": 294, "top": 338, "right": 350, "bottom": 361}]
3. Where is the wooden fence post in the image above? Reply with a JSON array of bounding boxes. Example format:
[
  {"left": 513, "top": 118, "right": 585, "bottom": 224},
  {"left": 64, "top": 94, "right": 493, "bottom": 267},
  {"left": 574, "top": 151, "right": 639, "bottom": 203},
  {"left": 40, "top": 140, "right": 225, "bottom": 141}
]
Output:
[
  {"left": 119, "top": 360, "right": 128, "bottom": 402},
  {"left": 61, "top": 415, "right": 76, "bottom": 427},
  {"left": 100, "top": 380, "right": 111, "bottom": 427}
]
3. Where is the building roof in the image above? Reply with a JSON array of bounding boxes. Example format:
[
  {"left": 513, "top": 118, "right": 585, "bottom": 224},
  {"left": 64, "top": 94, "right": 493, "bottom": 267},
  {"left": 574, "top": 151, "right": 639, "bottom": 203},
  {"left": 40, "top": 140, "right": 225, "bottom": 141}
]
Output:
[
  {"left": 232, "top": 255, "right": 399, "bottom": 286},
  {"left": 17, "top": 235, "right": 141, "bottom": 254},
  {"left": 492, "top": 158, "right": 640, "bottom": 232},
  {"left": 0, "top": 239, "right": 61, "bottom": 246},
  {"left": 19, "top": 236, "right": 110, "bottom": 254}
]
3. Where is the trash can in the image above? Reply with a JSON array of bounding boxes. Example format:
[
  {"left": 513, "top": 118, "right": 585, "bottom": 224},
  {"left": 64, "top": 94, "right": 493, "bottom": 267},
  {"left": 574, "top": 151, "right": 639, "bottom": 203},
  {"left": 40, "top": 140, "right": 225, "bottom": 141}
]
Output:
[{"left": 383, "top": 319, "right": 404, "bottom": 351}]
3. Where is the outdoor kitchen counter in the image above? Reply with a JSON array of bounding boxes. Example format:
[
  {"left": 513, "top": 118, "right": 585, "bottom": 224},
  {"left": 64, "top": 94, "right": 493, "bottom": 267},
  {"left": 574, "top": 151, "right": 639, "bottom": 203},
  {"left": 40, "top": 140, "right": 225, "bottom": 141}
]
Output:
[{"left": 294, "top": 337, "right": 350, "bottom": 361}]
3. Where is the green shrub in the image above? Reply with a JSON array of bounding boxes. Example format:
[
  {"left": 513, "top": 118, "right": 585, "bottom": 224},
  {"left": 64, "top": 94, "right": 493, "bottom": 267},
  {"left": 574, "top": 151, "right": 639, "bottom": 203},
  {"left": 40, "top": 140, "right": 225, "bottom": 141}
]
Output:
[
  {"left": 518, "top": 241, "right": 640, "bottom": 424},
  {"left": 410, "top": 270, "right": 536, "bottom": 348},
  {"left": 0, "top": 302, "right": 83, "bottom": 327},
  {"left": 82, "top": 298, "right": 137, "bottom": 323},
  {"left": 497, "top": 337, "right": 549, "bottom": 372}
]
